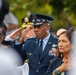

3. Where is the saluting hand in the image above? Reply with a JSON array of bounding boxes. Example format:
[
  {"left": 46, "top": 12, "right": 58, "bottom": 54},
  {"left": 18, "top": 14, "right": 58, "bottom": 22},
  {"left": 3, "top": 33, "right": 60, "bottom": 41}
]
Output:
[
  {"left": 18, "top": 28, "right": 31, "bottom": 43},
  {"left": 9, "top": 28, "right": 22, "bottom": 39}
]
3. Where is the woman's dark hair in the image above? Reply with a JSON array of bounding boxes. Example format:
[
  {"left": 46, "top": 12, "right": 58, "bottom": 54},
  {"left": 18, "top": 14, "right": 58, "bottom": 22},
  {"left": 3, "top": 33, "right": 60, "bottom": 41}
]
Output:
[{"left": 57, "top": 27, "right": 75, "bottom": 58}]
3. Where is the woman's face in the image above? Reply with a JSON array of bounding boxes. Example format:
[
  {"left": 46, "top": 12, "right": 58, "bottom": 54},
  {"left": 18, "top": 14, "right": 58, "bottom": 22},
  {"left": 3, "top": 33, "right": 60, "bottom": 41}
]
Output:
[{"left": 58, "top": 33, "right": 72, "bottom": 54}]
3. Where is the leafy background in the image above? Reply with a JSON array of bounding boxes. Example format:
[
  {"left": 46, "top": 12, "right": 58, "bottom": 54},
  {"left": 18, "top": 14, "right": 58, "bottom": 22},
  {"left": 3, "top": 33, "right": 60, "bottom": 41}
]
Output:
[{"left": 7, "top": 0, "right": 76, "bottom": 32}]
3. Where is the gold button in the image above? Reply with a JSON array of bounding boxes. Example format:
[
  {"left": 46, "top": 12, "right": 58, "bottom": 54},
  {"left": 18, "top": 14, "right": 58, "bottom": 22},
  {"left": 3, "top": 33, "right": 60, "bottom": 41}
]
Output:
[{"left": 25, "top": 59, "right": 29, "bottom": 63}]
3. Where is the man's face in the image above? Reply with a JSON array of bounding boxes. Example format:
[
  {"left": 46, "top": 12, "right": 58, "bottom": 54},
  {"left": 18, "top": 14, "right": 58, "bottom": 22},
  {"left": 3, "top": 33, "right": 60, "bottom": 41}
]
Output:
[{"left": 33, "top": 23, "right": 50, "bottom": 39}]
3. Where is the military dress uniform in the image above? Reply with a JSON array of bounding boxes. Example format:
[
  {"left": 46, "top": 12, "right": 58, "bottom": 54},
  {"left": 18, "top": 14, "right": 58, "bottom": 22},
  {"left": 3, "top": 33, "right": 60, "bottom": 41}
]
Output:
[
  {"left": 21, "top": 14, "right": 58, "bottom": 75},
  {"left": 22, "top": 34, "right": 58, "bottom": 75},
  {"left": 2, "top": 14, "right": 58, "bottom": 75}
]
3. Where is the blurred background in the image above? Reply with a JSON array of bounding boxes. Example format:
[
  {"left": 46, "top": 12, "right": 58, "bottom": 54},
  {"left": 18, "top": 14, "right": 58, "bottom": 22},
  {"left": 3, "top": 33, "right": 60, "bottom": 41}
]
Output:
[{"left": 6, "top": 0, "right": 76, "bottom": 32}]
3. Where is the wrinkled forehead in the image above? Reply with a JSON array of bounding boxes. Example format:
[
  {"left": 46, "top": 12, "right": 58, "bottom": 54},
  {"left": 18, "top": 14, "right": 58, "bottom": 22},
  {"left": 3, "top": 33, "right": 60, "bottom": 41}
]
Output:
[{"left": 58, "top": 33, "right": 68, "bottom": 40}]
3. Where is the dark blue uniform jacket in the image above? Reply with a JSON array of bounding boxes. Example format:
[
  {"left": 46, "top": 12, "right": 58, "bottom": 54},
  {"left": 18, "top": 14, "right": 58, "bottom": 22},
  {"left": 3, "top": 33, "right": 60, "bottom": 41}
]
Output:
[{"left": 2, "top": 34, "right": 58, "bottom": 75}]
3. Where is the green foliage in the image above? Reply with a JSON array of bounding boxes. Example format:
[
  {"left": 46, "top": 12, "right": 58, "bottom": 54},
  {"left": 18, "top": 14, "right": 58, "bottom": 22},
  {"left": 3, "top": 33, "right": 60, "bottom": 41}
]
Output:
[
  {"left": 49, "top": 0, "right": 64, "bottom": 15},
  {"left": 7, "top": 0, "right": 76, "bottom": 31}
]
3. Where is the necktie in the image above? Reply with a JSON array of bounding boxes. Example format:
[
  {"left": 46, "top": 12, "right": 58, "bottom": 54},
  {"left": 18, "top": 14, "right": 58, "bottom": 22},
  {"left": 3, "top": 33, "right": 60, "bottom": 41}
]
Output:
[{"left": 38, "top": 40, "right": 43, "bottom": 58}]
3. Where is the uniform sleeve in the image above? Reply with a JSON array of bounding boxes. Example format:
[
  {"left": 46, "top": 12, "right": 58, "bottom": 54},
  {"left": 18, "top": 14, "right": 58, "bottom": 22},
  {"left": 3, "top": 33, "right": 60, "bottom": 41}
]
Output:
[{"left": 5, "top": 35, "right": 15, "bottom": 41}]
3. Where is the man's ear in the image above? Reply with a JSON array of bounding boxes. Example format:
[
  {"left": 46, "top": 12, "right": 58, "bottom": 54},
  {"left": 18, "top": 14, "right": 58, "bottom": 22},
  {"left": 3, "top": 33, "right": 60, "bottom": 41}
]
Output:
[
  {"left": 46, "top": 24, "right": 50, "bottom": 30},
  {"left": 46, "top": 24, "right": 50, "bottom": 34}
]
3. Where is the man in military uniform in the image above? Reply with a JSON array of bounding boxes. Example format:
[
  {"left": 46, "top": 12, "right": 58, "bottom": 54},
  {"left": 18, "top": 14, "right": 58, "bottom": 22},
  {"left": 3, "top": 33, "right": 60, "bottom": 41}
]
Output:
[{"left": 2, "top": 14, "right": 58, "bottom": 75}]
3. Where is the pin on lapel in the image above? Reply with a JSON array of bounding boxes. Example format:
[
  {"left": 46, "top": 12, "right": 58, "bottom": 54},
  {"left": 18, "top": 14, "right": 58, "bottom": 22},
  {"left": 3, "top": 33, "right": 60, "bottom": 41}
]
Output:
[
  {"left": 49, "top": 44, "right": 57, "bottom": 56},
  {"left": 52, "top": 44, "right": 57, "bottom": 47}
]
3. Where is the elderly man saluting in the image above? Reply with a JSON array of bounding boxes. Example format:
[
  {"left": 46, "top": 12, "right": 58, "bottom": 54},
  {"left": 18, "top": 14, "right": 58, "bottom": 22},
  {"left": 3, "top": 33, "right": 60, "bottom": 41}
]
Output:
[{"left": 2, "top": 14, "right": 58, "bottom": 75}]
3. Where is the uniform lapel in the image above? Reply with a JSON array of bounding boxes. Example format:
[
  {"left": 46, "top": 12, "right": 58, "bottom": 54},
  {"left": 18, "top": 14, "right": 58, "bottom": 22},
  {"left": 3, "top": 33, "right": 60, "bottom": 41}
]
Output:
[
  {"left": 39, "top": 35, "right": 52, "bottom": 61},
  {"left": 34, "top": 39, "right": 39, "bottom": 60}
]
